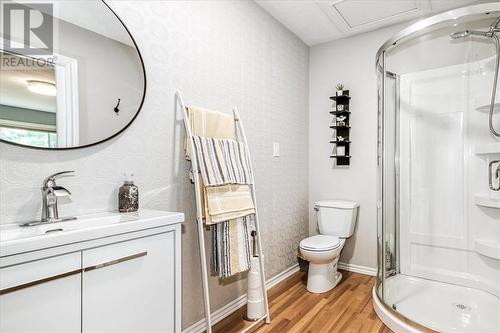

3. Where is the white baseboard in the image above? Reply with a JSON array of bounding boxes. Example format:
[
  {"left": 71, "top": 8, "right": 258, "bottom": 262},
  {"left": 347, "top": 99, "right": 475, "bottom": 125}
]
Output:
[
  {"left": 266, "top": 263, "right": 300, "bottom": 289},
  {"left": 338, "top": 262, "right": 377, "bottom": 276},
  {"left": 182, "top": 264, "right": 300, "bottom": 333}
]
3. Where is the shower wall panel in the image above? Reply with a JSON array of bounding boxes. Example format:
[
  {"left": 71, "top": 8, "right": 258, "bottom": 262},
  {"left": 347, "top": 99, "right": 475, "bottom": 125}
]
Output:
[{"left": 399, "top": 57, "right": 500, "bottom": 296}]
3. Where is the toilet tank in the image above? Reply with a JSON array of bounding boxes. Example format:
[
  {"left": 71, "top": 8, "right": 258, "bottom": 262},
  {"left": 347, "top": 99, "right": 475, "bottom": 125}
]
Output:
[{"left": 315, "top": 200, "right": 359, "bottom": 238}]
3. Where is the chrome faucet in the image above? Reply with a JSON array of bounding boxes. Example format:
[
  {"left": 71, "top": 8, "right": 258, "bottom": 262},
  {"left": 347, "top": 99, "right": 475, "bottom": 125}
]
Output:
[
  {"left": 23, "top": 171, "right": 77, "bottom": 226},
  {"left": 489, "top": 160, "right": 500, "bottom": 191}
]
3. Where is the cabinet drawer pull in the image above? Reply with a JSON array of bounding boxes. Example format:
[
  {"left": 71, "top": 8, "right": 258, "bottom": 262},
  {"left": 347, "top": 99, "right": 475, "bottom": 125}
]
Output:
[
  {"left": 0, "top": 252, "right": 148, "bottom": 295},
  {"left": 83, "top": 251, "right": 147, "bottom": 272},
  {"left": 0, "top": 269, "right": 82, "bottom": 296}
]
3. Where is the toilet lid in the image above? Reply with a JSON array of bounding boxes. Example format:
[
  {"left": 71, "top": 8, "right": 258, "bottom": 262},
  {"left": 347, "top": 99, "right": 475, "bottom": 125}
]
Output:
[{"left": 300, "top": 235, "right": 340, "bottom": 251}]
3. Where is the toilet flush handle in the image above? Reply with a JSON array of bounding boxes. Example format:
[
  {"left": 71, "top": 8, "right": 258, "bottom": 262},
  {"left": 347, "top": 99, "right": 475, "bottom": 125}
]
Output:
[{"left": 313, "top": 206, "right": 320, "bottom": 234}]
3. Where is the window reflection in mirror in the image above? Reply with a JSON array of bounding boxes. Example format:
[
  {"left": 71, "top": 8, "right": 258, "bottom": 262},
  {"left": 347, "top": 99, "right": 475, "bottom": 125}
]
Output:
[{"left": 0, "top": 127, "right": 57, "bottom": 148}]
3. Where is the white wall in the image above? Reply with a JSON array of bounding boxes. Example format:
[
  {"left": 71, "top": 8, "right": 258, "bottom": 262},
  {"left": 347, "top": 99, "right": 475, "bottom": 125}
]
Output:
[
  {"left": 309, "top": 24, "right": 405, "bottom": 270},
  {"left": 0, "top": 1, "right": 309, "bottom": 329}
]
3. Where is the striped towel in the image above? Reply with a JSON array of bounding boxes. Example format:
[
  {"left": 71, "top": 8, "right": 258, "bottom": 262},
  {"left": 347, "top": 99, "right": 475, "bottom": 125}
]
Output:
[
  {"left": 212, "top": 215, "right": 252, "bottom": 278},
  {"left": 192, "top": 136, "right": 253, "bottom": 186}
]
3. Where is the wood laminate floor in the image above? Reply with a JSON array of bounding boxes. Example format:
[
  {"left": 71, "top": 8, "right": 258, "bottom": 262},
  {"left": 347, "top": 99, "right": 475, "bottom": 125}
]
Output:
[{"left": 214, "top": 270, "right": 393, "bottom": 333}]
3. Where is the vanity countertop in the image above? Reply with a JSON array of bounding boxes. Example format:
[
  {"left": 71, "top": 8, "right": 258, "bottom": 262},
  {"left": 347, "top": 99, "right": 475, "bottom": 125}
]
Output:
[{"left": 0, "top": 209, "right": 184, "bottom": 258}]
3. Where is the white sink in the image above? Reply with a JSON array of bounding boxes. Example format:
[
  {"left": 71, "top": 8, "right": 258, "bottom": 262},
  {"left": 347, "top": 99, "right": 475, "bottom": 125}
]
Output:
[
  {"left": 1, "top": 214, "right": 138, "bottom": 242},
  {"left": 0, "top": 210, "right": 184, "bottom": 257}
]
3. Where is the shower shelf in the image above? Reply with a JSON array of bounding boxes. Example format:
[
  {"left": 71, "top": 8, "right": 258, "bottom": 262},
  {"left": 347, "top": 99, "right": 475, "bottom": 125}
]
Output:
[
  {"left": 474, "top": 193, "right": 500, "bottom": 208},
  {"left": 330, "top": 125, "right": 351, "bottom": 129},
  {"left": 475, "top": 239, "right": 500, "bottom": 260},
  {"left": 329, "top": 95, "right": 351, "bottom": 101},
  {"left": 330, "top": 110, "right": 351, "bottom": 115},
  {"left": 474, "top": 143, "right": 500, "bottom": 155}
]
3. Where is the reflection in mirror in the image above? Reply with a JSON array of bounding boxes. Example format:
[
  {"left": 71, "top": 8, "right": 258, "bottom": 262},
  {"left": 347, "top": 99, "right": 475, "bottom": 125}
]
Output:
[
  {"left": 0, "top": 52, "right": 58, "bottom": 147},
  {"left": 0, "top": 0, "right": 145, "bottom": 149}
]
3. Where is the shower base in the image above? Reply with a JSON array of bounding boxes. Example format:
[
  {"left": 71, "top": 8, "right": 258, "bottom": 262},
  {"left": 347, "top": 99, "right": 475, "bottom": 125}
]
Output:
[{"left": 373, "top": 274, "right": 500, "bottom": 333}]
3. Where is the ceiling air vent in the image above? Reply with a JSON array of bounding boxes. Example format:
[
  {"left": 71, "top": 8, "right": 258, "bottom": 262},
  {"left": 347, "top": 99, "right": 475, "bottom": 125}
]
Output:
[{"left": 324, "top": 0, "right": 426, "bottom": 31}]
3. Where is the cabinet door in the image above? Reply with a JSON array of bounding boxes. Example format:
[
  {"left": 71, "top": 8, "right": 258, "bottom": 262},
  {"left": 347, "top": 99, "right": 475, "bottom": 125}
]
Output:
[
  {"left": 0, "top": 253, "right": 81, "bottom": 333},
  {"left": 82, "top": 231, "right": 177, "bottom": 333}
]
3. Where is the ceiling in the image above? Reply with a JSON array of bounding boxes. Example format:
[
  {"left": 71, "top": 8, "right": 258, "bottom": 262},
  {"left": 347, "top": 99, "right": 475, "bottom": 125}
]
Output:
[
  {"left": 48, "top": 1, "right": 134, "bottom": 46},
  {"left": 5, "top": 0, "right": 133, "bottom": 46},
  {"left": 0, "top": 54, "right": 56, "bottom": 113},
  {"left": 255, "top": 0, "right": 479, "bottom": 46}
]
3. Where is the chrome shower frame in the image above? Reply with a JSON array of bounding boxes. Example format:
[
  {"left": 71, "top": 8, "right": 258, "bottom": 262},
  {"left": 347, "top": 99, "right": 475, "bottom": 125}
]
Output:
[
  {"left": 376, "top": 3, "right": 500, "bottom": 139},
  {"left": 374, "top": 2, "right": 500, "bottom": 332}
]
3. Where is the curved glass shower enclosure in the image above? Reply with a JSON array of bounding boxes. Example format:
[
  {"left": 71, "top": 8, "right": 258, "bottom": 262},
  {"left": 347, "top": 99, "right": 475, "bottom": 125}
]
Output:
[{"left": 375, "top": 3, "right": 500, "bottom": 333}]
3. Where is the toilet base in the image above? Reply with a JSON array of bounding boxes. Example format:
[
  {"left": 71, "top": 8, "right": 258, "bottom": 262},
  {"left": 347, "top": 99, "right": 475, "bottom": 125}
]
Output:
[{"left": 306, "top": 258, "right": 342, "bottom": 293}]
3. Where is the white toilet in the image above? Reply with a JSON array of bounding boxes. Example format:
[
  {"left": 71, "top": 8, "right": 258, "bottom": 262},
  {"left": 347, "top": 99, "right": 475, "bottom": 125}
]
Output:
[{"left": 300, "top": 200, "right": 359, "bottom": 293}]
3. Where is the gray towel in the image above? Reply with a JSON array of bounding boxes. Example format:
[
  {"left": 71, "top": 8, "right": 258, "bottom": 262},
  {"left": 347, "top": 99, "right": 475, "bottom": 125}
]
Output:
[{"left": 211, "top": 215, "right": 252, "bottom": 278}]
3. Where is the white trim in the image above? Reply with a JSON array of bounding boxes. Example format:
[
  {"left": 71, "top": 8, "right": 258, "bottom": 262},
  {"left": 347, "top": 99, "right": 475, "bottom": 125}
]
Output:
[
  {"left": 54, "top": 54, "right": 79, "bottom": 147},
  {"left": 266, "top": 263, "right": 300, "bottom": 289},
  {"left": 338, "top": 262, "right": 377, "bottom": 277},
  {"left": 182, "top": 264, "right": 300, "bottom": 333},
  {"left": 0, "top": 119, "right": 56, "bottom": 131}
]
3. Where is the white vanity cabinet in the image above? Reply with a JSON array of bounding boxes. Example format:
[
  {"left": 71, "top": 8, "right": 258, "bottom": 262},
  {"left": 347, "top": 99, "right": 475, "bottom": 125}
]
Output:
[
  {"left": 0, "top": 210, "right": 183, "bottom": 333},
  {"left": 0, "top": 253, "right": 81, "bottom": 333},
  {"left": 82, "top": 232, "right": 177, "bottom": 332}
]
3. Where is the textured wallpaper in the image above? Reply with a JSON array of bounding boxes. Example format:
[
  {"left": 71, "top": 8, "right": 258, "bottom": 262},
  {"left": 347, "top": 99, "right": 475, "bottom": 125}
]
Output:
[{"left": 0, "top": 1, "right": 309, "bottom": 328}]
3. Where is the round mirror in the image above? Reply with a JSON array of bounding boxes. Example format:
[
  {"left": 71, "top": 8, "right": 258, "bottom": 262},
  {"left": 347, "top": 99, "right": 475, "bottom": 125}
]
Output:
[{"left": 0, "top": 0, "right": 145, "bottom": 149}]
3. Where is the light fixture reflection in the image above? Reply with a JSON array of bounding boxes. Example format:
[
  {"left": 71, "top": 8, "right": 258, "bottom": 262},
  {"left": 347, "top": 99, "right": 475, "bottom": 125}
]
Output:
[{"left": 26, "top": 80, "right": 57, "bottom": 96}]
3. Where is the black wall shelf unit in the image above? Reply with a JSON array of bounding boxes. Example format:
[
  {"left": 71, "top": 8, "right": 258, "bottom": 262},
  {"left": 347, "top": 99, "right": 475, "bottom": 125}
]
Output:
[{"left": 329, "top": 91, "right": 351, "bottom": 166}]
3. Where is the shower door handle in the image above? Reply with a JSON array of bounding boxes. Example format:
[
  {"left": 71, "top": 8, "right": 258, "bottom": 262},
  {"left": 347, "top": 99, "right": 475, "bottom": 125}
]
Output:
[{"left": 489, "top": 160, "right": 500, "bottom": 191}]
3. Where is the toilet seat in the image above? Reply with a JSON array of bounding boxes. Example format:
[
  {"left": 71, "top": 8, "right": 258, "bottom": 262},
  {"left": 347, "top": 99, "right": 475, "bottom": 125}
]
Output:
[{"left": 300, "top": 235, "right": 341, "bottom": 252}]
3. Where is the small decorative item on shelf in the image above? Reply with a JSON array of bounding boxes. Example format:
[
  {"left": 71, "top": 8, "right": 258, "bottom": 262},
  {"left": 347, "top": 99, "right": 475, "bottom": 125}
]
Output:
[
  {"left": 336, "top": 83, "right": 344, "bottom": 96},
  {"left": 335, "top": 83, "right": 349, "bottom": 97},
  {"left": 336, "top": 145, "right": 346, "bottom": 156},
  {"left": 336, "top": 115, "right": 347, "bottom": 127},
  {"left": 337, "top": 104, "right": 344, "bottom": 111},
  {"left": 337, "top": 136, "right": 345, "bottom": 142}
]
